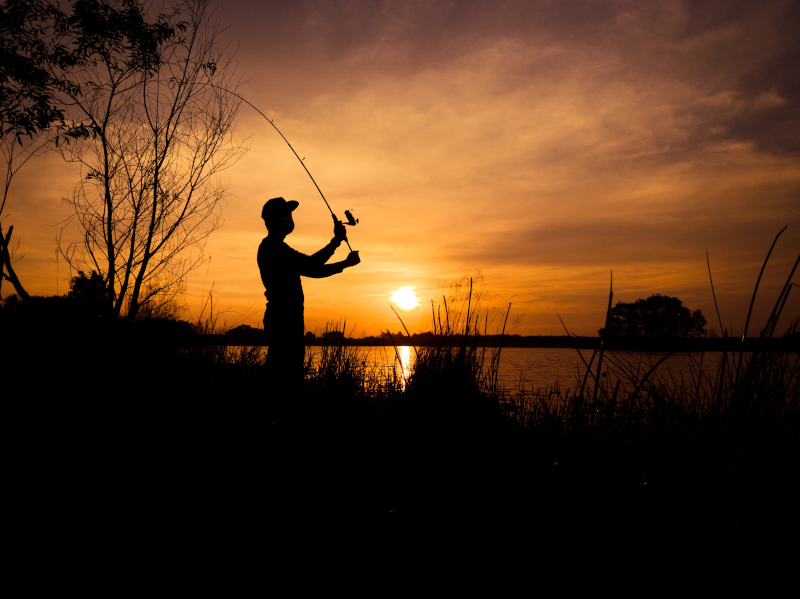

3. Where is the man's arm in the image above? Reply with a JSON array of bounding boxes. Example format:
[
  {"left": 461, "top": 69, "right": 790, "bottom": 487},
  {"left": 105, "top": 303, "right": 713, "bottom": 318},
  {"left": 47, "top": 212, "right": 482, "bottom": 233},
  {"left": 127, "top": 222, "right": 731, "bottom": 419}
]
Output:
[
  {"left": 295, "top": 249, "right": 360, "bottom": 279},
  {"left": 307, "top": 218, "right": 348, "bottom": 265},
  {"left": 308, "top": 238, "right": 341, "bottom": 266}
]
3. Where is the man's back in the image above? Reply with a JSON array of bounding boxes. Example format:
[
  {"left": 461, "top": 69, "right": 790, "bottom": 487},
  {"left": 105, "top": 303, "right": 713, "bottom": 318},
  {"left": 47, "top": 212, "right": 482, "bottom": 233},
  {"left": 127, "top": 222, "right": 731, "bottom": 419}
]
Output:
[{"left": 257, "top": 236, "right": 306, "bottom": 314}]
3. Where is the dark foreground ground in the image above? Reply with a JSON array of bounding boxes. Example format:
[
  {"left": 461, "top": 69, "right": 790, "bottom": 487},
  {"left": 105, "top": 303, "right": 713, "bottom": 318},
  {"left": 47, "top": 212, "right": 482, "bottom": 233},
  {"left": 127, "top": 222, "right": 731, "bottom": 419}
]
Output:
[{"left": 5, "top": 323, "right": 798, "bottom": 550}]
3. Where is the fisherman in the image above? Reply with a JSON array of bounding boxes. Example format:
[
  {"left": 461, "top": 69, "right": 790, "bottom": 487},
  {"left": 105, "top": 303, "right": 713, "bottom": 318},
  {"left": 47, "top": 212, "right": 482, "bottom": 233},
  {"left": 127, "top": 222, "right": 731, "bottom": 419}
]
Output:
[{"left": 258, "top": 197, "right": 361, "bottom": 394}]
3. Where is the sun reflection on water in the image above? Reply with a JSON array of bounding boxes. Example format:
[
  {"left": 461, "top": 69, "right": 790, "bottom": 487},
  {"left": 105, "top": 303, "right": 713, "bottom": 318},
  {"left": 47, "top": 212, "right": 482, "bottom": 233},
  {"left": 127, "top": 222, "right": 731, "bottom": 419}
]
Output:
[{"left": 393, "top": 345, "right": 414, "bottom": 389}]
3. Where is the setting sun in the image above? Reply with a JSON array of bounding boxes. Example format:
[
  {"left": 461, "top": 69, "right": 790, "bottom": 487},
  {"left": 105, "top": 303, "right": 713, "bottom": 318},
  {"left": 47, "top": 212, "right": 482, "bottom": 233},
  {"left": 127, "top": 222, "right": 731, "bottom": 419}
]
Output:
[{"left": 389, "top": 286, "right": 421, "bottom": 312}]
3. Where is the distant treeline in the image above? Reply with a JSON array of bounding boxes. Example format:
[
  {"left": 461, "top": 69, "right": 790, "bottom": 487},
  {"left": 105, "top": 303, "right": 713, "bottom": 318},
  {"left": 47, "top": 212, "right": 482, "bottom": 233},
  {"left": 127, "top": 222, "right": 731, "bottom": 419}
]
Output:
[
  {"left": 2, "top": 293, "right": 797, "bottom": 352},
  {"left": 223, "top": 324, "right": 800, "bottom": 352}
]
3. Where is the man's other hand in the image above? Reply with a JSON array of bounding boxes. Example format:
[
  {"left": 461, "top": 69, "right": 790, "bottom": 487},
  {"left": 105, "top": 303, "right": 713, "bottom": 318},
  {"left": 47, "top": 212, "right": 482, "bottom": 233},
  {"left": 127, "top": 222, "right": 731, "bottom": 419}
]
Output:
[
  {"left": 344, "top": 251, "right": 360, "bottom": 267},
  {"left": 333, "top": 218, "right": 347, "bottom": 242}
]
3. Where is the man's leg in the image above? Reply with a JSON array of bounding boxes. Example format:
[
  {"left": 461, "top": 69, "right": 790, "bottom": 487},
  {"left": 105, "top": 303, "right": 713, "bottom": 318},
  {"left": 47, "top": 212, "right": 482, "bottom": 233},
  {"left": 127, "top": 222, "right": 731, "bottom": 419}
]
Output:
[{"left": 265, "top": 314, "right": 305, "bottom": 398}]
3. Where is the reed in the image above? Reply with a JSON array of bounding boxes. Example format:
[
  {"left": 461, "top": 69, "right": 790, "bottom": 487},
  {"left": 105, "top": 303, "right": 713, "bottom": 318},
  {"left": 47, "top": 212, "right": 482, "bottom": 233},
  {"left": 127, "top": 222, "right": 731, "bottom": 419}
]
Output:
[
  {"left": 399, "top": 275, "right": 510, "bottom": 399},
  {"left": 499, "top": 234, "right": 799, "bottom": 477},
  {"left": 304, "top": 319, "right": 405, "bottom": 398}
]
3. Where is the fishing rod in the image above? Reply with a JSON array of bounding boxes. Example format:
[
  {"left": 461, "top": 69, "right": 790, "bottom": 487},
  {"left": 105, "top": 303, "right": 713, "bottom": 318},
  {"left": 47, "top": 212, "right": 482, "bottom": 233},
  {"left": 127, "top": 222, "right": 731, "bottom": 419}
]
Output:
[{"left": 205, "top": 83, "right": 356, "bottom": 252}]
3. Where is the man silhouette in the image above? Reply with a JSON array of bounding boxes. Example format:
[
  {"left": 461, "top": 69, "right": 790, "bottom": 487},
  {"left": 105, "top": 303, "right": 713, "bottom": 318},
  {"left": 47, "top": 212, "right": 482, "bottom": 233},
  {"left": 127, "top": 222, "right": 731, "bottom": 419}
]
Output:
[{"left": 258, "top": 197, "right": 360, "bottom": 394}]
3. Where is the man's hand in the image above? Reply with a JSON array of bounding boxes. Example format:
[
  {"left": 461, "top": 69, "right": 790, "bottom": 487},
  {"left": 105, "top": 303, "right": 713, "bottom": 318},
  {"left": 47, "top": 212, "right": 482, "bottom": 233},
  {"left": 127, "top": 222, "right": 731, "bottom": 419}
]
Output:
[
  {"left": 333, "top": 216, "right": 347, "bottom": 242},
  {"left": 344, "top": 251, "right": 360, "bottom": 267}
]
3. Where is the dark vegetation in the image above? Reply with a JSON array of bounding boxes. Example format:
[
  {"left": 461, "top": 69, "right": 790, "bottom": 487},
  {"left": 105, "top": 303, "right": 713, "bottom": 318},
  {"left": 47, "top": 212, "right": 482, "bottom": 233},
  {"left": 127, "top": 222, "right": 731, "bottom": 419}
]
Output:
[
  {"left": 3, "top": 249, "right": 798, "bottom": 541},
  {"left": 223, "top": 292, "right": 797, "bottom": 352},
  {"left": 599, "top": 293, "right": 707, "bottom": 338},
  {"left": 224, "top": 322, "right": 798, "bottom": 352}
]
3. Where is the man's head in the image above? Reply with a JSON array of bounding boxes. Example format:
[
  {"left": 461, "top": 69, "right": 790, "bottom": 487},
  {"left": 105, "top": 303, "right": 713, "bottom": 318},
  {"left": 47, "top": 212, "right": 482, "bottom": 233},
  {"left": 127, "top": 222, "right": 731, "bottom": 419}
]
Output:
[{"left": 262, "top": 197, "right": 298, "bottom": 236}]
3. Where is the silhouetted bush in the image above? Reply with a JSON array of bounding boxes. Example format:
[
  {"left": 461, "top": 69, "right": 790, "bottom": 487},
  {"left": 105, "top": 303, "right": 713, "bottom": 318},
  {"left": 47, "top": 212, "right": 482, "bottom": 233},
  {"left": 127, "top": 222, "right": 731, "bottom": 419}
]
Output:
[
  {"left": 67, "top": 271, "right": 107, "bottom": 318},
  {"left": 226, "top": 323, "right": 265, "bottom": 345},
  {"left": 599, "top": 294, "right": 707, "bottom": 338}
]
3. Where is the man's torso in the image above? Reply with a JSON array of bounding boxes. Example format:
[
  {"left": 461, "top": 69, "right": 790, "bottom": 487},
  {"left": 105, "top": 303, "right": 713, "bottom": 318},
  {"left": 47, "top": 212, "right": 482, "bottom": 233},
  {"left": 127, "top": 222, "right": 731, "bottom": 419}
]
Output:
[{"left": 257, "top": 237, "right": 305, "bottom": 315}]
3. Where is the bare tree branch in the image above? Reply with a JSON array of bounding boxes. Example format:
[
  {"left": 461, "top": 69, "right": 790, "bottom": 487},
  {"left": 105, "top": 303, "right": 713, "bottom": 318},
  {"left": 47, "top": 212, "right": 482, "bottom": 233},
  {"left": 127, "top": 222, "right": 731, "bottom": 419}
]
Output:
[{"left": 57, "top": 0, "right": 245, "bottom": 317}]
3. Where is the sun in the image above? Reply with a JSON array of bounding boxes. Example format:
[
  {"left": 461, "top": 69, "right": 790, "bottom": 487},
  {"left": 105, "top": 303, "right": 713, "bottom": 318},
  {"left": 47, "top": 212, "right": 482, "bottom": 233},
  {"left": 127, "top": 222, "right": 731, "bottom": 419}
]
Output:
[{"left": 390, "top": 286, "right": 421, "bottom": 311}]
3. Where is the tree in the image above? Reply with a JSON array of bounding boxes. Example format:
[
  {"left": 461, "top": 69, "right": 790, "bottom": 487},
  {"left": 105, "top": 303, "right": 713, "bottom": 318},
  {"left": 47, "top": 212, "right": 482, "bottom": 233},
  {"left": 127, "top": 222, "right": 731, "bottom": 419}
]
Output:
[
  {"left": 0, "top": 0, "right": 77, "bottom": 300},
  {"left": 0, "top": 0, "right": 192, "bottom": 305},
  {"left": 67, "top": 269, "right": 106, "bottom": 315},
  {"left": 51, "top": 0, "right": 245, "bottom": 318},
  {"left": 599, "top": 294, "right": 707, "bottom": 339}
]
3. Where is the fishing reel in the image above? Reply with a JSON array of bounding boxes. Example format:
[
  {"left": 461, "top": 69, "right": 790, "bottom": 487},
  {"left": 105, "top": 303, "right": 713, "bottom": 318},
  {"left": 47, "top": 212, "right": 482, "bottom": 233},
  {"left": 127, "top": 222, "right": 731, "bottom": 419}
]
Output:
[
  {"left": 343, "top": 209, "right": 359, "bottom": 226},
  {"left": 331, "top": 210, "right": 358, "bottom": 251}
]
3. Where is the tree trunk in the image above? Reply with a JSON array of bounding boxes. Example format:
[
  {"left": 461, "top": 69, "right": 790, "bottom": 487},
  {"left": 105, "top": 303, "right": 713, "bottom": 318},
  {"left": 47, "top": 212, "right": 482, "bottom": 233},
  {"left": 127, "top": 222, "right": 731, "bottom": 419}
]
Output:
[{"left": 0, "top": 223, "right": 30, "bottom": 300}]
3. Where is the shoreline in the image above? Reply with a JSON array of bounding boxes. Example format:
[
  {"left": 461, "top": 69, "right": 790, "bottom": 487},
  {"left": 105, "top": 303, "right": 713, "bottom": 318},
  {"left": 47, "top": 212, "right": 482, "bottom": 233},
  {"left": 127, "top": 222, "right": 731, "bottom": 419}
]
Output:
[{"left": 212, "top": 333, "right": 800, "bottom": 352}]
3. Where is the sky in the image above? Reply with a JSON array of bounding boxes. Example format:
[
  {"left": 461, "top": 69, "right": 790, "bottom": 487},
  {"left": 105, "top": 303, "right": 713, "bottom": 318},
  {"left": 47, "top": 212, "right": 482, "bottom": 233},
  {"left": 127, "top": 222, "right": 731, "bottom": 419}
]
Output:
[{"left": 5, "top": 0, "right": 800, "bottom": 337}]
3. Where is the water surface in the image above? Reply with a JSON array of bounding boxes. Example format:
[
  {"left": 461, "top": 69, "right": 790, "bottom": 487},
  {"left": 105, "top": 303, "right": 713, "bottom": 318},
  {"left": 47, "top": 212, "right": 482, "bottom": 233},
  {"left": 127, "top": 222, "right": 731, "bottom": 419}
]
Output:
[{"left": 304, "top": 346, "right": 735, "bottom": 393}]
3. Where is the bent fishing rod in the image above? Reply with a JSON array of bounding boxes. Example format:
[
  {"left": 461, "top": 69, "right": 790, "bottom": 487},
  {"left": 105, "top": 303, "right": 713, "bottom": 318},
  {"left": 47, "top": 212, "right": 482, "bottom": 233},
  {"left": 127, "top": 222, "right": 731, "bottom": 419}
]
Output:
[{"left": 203, "top": 83, "right": 356, "bottom": 252}]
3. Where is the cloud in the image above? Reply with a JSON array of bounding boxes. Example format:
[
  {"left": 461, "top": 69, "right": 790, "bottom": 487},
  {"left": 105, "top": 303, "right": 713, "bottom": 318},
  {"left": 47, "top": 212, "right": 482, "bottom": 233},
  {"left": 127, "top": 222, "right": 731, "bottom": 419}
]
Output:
[{"left": 229, "top": 0, "right": 800, "bottom": 154}]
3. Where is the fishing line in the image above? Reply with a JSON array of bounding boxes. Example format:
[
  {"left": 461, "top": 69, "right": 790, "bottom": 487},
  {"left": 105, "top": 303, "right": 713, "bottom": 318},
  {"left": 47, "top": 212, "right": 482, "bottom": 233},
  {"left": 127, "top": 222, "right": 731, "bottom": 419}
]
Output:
[{"left": 203, "top": 83, "right": 354, "bottom": 252}]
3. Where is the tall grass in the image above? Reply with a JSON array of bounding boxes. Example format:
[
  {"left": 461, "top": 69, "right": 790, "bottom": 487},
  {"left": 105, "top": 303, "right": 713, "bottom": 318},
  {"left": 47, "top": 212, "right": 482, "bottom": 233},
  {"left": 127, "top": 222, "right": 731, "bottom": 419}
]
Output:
[
  {"left": 498, "top": 234, "right": 799, "bottom": 478},
  {"left": 399, "top": 276, "right": 511, "bottom": 399},
  {"left": 178, "top": 242, "right": 797, "bottom": 472},
  {"left": 304, "top": 320, "right": 405, "bottom": 398},
  {"left": 146, "top": 239, "right": 796, "bottom": 518}
]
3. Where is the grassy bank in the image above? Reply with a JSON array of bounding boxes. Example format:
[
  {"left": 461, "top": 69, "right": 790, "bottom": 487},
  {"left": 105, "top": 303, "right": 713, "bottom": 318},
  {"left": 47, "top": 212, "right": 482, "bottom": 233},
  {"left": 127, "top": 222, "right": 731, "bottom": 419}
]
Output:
[{"left": 3, "top": 267, "right": 798, "bottom": 539}]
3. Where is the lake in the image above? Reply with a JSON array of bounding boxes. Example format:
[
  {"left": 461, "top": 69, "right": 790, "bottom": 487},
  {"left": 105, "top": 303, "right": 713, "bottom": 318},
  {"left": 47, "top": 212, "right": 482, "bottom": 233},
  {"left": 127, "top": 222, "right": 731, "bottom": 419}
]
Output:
[{"left": 303, "top": 346, "right": 736, "bottom": 393}]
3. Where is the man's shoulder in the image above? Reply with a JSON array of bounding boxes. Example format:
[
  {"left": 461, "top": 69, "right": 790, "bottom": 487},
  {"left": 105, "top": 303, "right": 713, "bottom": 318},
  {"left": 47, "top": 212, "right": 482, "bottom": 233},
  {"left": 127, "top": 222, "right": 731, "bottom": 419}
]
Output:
[
  {"left": 258, "top": 238, "right": 302, "bottom": 262},
  {"left": 257, "top": 237, "right": 275, "bottom": 263},
  {"left": 258, "top": 236, "right": 284, "bottom": 252}
]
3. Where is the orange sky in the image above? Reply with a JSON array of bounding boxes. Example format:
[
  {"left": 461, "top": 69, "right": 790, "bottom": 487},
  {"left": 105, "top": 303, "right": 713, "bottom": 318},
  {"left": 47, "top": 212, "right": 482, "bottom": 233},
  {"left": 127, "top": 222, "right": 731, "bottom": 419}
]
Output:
[{"left": 6, "top": 0, "right": 800, "bottom": 337}]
